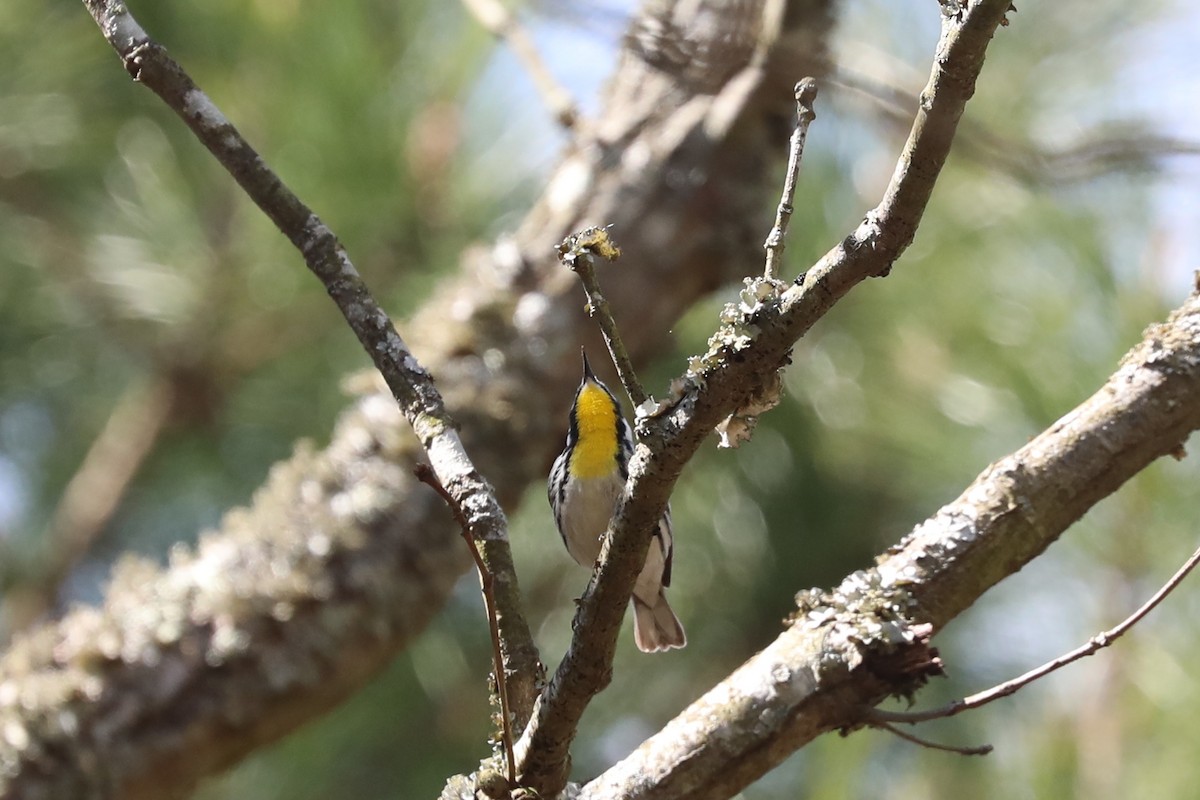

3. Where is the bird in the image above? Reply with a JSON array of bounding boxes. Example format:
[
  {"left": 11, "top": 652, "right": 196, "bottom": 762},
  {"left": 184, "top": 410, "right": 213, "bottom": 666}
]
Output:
[{"left": 547, "top": 349, "right": 685, "bottom": 652}]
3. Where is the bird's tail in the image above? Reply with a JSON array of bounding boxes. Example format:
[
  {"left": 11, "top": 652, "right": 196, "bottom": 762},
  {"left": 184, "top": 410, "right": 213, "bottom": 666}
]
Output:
[{"left": 632, "top": 592, "right": 686, "bottom": 653}]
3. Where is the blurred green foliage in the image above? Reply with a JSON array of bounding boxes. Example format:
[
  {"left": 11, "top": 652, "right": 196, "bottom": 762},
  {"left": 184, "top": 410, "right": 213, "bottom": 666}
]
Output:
[
  {"left": 0, "top": 0, "right": 501, "bottom": 582},
  {"left": 2, "top": 0, "right": 1199, "bottom": 798}
]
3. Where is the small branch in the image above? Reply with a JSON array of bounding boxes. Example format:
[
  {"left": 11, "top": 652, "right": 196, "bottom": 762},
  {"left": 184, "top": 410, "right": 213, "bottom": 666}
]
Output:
[
  {"left": 514, "top": 445, "right": 677, "bottom": 793},
  {"left": 557, "top": 227, "right": 648, "bottom": 408},
  {"left": 525, "top": 4, "right": 1020, "bottom": 795},
  {"left": 81, "top": 0, "right": 542, "bottom": 726},
  {"left": 873, "top": 542, "right": 1200, "bottom": 725},
  {"left": 415, "top": 464, "right": 515, "bottom": 787},
  {"left": 459, "top": 0, "right": 580, "bottom": 129},
  {"left": 763, "top": 77, "right": 818, "bottom": 281},
  {"left": 831, "top": 63, "right": 1200, "bottom": 185},
  {"left": 868, "top": 718, "right": 992, "bottom": 757},
  {"left": 714, "top": 79, "right": 818, "bottom": 448},
  {"left": 580, "top": 286, "right": 1200, "bottom": 800}
]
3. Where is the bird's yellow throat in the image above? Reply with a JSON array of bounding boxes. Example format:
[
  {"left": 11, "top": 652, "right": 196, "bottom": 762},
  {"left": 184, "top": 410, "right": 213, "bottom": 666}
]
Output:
[{"left": 569, "top": 382, "right": 620, "bottom": 479}]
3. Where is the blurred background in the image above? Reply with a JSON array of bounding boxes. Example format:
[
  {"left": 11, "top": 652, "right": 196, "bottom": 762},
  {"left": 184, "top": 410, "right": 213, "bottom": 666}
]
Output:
[{"left": 2, "top": 0, "right": 1200, "bottom": 797}]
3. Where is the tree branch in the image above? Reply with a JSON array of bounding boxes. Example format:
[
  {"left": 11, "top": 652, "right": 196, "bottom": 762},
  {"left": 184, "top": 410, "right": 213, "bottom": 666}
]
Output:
[
  {"left": 831, "top": 60, "right": 1200, "bottom": 185},
  {"left": 515, "top": 1, "right": 1014, "bottom": 794},
  {"left": 869, "top": 720, "right": 992, "bottom": 757},
  {"left": 459, "top": 0, "right": 580, "bottom": 129},
  {"left": 579, "top": 285, "right": 1200, "bottom": 800},
  {"left": 414, "top": 463, "right": 517, "bottom": 785},
  {"left": 80, "top": 0, "right": 543, "bottom": 718},
  {"left": 0, "top": 1, "right": 838, "bottom": 797}
]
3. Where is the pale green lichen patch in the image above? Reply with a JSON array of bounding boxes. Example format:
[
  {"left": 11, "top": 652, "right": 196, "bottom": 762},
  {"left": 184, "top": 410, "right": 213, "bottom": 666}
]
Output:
[
  {"left": 789, "top": 569, "right": 938, "bottom": 700},
  {"left": 691, "top": 280, "right": 782, "bottom": 377},
  {"left": 412, "top": 411, "right": 449, "bottom": 447},
  {"left": 715, "top": 368, "right": 784, "bottom": 449},
  {"left": 682, "top": 277, "right": 791, "bottom": 448},
  {"left": 633, "top": 373, "right": 693, "bottom": 423}
]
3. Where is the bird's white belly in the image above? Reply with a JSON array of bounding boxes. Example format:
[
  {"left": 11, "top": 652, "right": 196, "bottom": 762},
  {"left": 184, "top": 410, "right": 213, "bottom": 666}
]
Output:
[{"left": 558, "top": 471, "right": 624, "bottom": 568}]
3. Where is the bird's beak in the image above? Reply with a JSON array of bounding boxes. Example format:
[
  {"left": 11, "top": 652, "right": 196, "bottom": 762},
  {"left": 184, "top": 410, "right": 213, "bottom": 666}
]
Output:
[{"left": 581, "top": 347, "right": 596, "bottom": 381}]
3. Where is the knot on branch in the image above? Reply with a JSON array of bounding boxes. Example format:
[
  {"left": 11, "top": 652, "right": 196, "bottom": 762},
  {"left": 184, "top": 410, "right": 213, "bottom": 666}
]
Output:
[
  {"left": 125, "top": 41, "right": 162, "bottom": 81},
  {"left": 792, "top": 570, "right": 944, "bottom": 704}
]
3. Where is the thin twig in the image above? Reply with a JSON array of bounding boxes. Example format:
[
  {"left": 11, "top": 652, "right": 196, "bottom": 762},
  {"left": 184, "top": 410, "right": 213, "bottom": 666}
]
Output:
[
  {"left": 460, "top": 0, "right": 580, "bottom": 129},
  {"left": 414, "top": 463, "right": 516, "bottom": 786},
  {"left": 869, "top": 719, "right": 993, "bottom": 757},
  {"left": 831, "top": 63, "right": 1200, "bottom": 185},
  {"left": 557, "top": 227, "right": 648, "bottom": 408},
  {"left": 872, "top": 542, "right": 1200, "bottom": 725},
  {"left": 764, "top": 77, "right": 818, "bottom": 281}
]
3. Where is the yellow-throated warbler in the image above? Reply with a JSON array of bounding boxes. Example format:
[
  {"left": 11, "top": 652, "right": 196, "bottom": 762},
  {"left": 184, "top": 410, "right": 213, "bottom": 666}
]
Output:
[{"left": 548, "top": 350, "right": 686, "bottom": 652}]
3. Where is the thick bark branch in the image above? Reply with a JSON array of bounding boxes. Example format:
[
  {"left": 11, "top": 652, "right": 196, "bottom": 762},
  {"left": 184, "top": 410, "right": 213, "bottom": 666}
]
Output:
[
  {"left": 0, "top": 1, "right": 836, "bottom": 798},
  {"left": 580, "top": 287, "right": 1200, "bottom": 800}
]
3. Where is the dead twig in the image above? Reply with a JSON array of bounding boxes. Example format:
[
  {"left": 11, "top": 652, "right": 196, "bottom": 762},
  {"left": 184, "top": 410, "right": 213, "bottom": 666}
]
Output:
[
  {"left": 557, "top": 227, "right": 647, "bottom": 408},
  {"left": 868, "top": 718, "right": 993, "bottom": 757},
  {"left": 460, "top": 0, "right": 580, "bottom": 129},
  {"left": 871, "top": 542, "right": 1200, "bottom": 726},
  {"left": 82, "top": 0, "right": 541, "bottom": 727},
  {"left": 764, "top": 78, "right": 818, "bottom": 281},
  {"left": 415, "top": 463, "right": 516, "bottom": 786}
]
